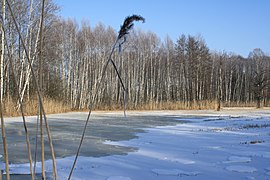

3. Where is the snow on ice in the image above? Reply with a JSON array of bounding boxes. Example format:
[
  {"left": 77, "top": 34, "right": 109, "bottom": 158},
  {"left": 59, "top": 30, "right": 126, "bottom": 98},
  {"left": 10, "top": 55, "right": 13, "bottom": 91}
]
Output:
[{"left": 0, "top": 109, "right": 270, "bottom": 179}]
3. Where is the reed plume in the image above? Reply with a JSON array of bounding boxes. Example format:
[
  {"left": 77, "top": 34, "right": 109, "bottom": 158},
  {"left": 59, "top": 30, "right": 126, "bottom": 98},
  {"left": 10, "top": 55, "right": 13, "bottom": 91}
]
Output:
[{"left": 118, "top": 15, "right": 145, "bottom": 40}]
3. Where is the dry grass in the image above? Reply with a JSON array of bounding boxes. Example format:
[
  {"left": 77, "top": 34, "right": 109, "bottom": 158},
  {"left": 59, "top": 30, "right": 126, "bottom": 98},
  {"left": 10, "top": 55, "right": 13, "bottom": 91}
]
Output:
[
  {"left": 94, "top": 100, "right": 217, "bottom": 111},
  {"left": 223, "top": 101, "right": 269, "bottom": 108},
  {"left": 2, "top": 98, "right": 269, "bottom": 117},
  {"left": 3, "top": 97, "right": 70, "bottom": 117},
  {"left": 95, "top": 100, "right": 269, "bottom": 111},
  {"left": 223, "top": 101, "right": 257, "bottom": 107},
  {"left": 131, "top": 101, "right": 217, "bottom": 110}
]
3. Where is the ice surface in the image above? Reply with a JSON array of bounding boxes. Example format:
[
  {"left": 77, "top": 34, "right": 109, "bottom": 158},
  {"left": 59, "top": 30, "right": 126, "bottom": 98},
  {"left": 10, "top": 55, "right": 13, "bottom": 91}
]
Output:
[
  {"left": 226, "top": 165, "right": 257, "bottom": 173},
  {"left": 152, "top": 169, "right": 199, "bottom": 176},
  {"left": 106, "top": 176, "right": 132, "bottom": 180},
  {"left": 1, "top": 109, "right": 270, "bottom": 179},
  {"left": 246, "top": 177, "right": 256, "bottom": 180},
  {"left": 223, "top": 156, "right": 252, "bottom": 163}
]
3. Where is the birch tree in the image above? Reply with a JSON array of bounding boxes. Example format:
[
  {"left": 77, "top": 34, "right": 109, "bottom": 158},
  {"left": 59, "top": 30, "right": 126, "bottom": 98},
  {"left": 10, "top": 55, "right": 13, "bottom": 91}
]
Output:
[{"left": 1, "top": 0, "right": 5, "bottom": 103}]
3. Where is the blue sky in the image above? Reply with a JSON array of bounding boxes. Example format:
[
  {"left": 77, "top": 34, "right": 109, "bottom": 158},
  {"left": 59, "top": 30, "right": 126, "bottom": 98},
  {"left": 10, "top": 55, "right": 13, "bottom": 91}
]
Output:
[{"left": 55, "top": 0, "right": 270, "bottom": 57}]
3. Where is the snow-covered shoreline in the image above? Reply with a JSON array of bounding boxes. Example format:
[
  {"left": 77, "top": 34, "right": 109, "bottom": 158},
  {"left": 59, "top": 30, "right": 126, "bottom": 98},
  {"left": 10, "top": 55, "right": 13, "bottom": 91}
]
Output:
[{"left": 1, "top": 109, "right": 270, "bottom": 179}]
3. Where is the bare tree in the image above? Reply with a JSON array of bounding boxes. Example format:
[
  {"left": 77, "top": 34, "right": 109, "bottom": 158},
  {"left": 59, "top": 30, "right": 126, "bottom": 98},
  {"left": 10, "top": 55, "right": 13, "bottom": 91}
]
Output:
[
  {"left": 216, "top": 55, "right": 223, "bottom": 111},
  {"left": 249, "top": 49, "right": 268, "bottom": 108},
  {"left": 1, "top": 0, "right": 5, "bottom": 103}
]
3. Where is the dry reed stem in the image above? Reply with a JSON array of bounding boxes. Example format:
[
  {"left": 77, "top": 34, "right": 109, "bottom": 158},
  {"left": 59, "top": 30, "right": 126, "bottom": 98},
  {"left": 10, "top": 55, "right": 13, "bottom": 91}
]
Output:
[
  {"left": 1, "top": 25, "right": 35, "bottom": 179},
  {"left": 0, "top": 100, "right": 9, "bottom": 180},
  {"left": 38, "top": 0, "right": 46, "bottom": 178},
  {"left": 6, "top": 0, "right": 58, "bottom": 179},
  {"left": 0, "top": 19, "right": 10, "bottom": 180},
  {"left": 68, "top": 15, "right": 145, "bottom": 179}
]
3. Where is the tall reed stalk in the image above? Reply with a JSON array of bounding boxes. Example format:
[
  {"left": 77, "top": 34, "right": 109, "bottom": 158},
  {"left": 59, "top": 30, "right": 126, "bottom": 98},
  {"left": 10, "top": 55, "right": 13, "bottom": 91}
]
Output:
[
  {"left": 68, "top": 15, "right": 145, "bottom": 179},
  {"left": 38, "top": 0, "right": 46, "bottom": 178},
  {"left": 0, "top": 0, "right": 10, "bottom": 178},
  {"left": 6, "top": 0, "right": 58, "bottom": 179},
  {"left": 0, "top": 93, "right": 9, "bottom": 180},
  {"left": 1, "top": 25, "right": 35, "bottom": 179}
]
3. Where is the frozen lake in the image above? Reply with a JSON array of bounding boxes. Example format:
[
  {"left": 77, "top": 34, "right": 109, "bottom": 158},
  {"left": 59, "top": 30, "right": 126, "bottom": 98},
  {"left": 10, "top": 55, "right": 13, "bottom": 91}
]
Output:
[
  {"left": 0, "top": 109, "right": 270, "bottom": 179},
  {"left": 1, "top": 111, "right": 184, "bottom": 164}
]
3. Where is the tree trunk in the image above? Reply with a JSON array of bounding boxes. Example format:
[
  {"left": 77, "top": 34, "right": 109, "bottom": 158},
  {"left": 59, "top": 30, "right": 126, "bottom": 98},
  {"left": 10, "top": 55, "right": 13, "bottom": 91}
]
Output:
[
  {"left": 216, "top": 57, "right": 222, "bottom": 111},
  {"left": 1, "top": 0, "right": 5, "bottom": 103}
]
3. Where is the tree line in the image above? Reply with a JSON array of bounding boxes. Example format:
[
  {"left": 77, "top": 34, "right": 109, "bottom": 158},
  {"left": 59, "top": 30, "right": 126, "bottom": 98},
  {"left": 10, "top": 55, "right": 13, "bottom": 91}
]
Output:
[{"left": 1, "top": 0, "right": 269, "bottom": 112}]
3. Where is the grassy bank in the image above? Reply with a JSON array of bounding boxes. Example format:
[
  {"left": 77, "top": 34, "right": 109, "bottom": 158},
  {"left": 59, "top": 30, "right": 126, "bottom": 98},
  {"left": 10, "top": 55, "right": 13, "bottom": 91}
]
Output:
[
  {"left": 2, "top": 98, "right": 269, "bottom": 117},
  {"left": 3, "top": 97, "right": 70, "bottom": 117}
]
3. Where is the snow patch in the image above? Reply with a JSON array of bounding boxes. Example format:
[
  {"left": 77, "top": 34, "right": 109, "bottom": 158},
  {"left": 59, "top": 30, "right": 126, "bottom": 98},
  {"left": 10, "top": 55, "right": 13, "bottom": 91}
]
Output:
[
  {"left": 246, "top": 177, "right": 256, "bottom": 180},
  {"left": 226, "top": 165, "right": 257, "bottom": 173},
  {"left": 137, "top": 149, "right": 195, "bottom": 164},
  {"left": 8, "top": 164, "right": 41, "bottom": 175},
  {"left": 223, "top": 156, "right": 251, "bottom": 163},
  {"left": 238, "top": 151, "right": 270, "bottom": 158},
  {"left": 208, "top": 146, "right": 223, "bottom": 150},
  {"left": 262, "top": 152, "right": 270, "bottom": 158},
  {"left": 1, "top": 111, "right": 270, "bottom": 179},
  {"left": 152, "top": 168, "right": 199, "bottom": 176},
  {"left": 106, "top": 176, "right": 132, "bottom": 180}
]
